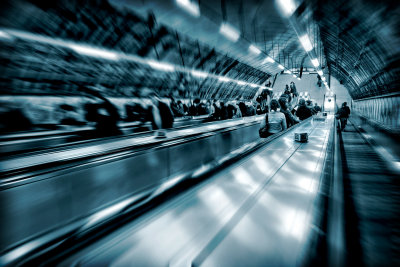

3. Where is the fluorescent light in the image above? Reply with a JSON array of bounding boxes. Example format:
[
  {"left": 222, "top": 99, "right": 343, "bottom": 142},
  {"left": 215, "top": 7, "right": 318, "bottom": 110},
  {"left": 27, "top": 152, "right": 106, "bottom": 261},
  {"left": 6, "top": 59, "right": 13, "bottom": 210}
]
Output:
[
  {"left": 250, "top": 84, "right": 258, "bottom": 88},
  {"left": 69, "top": 44, "right": 119, "bottom": 60},
  {"left": 293, "top": 74, "right": 297, "bottom": 78},
  {"left": 219, "top": 22, "right": 240, "bottom": 42},
  {"left": 297, "top": 77, "right": 301, "bottom": 80},
  {"left": 218, "top": 76, "right": 231, "bottom": 82},
  {"left": 322, "top": 76, "right": 326, "bottom": 81},
  {"left": 311, "top": 58, "right": 319, "bottom": 67},
  {"left": 176, "top": 0, "right": 200, "bottom": 17},
  {"left": 299, "top": 34, "right": 313, "bottom": 52},
  {"left": 191, "top": 70, "right": 208, "bottom": 78},
  {"left": 263, "top": 56, "right": 275, "bottom": 63},
  {"left": 147, "top": 60, "right": 175, "bottom": 72},
  {"left": 0, "top": 30, "right": 12, "bottom": 39},
  {"left": 277, "top": 0, "right": 297, "bottom": 17},
  {"left": 249, "top": 44, "right": 261, "bottom": 54},
  {"left": 237, "top": 81, "right": 246, "bottom": 85},
  {"left": 287, "top": 70, "right": 292, "bottom": 74},
  {"left": 317, "top": 70, "right": 323, "bottom": 76},
  {"left": 278, "top": 64, "right": 284, "bottom": 69}
]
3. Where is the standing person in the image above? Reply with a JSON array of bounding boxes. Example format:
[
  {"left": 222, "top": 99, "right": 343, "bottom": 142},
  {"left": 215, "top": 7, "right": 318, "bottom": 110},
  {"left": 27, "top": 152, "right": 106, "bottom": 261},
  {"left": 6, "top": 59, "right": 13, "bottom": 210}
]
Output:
[
  {"left": 290, "top": 82, "right": 298, "bottom": 105},
  {"left": 282, "top": 89, "right": 292, "bottom": 105},
  {"left": 220, "top": 101, "right": 229, "bottom": 120},
  {"left": 314, "top": 102, "right": 321, "bottom": 113},
  {"left": 296, "top": 98, "right": 313, "bottom": 120},
  {"left": 82, "top": 86, "right": 121, "bottom": 137},
  {"left": 267, "top": 99, "right": 287, "bottom": 135},
  {"left": 278, "top": 97, "right": 298, "bottom": 128},
  {"left": 142, "top": 89, "right": 174, "bottom": 138},
  {"left": 336, "top": 102, "right": 351, "bottom": 131}
]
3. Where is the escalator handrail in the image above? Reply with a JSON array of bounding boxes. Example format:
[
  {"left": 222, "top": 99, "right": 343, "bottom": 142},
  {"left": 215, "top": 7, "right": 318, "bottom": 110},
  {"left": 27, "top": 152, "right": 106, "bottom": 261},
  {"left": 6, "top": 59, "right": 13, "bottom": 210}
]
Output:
[{"left": 0, "top": 117, "right": 264, "bottom": 180}]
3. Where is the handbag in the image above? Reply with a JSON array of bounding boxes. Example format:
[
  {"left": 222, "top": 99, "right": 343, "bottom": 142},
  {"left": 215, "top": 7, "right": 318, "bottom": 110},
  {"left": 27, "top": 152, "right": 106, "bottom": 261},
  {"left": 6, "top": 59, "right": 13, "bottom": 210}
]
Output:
[{"left": 259, "top": 114, "right": 269, "bottom": 138}]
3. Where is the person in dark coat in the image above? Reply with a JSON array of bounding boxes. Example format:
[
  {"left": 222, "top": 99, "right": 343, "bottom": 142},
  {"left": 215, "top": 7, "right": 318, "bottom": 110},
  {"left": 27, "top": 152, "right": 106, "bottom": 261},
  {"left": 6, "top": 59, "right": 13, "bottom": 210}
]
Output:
[
  {"left": 149, "top": 93, "right": 174, "bottom": 130},
  {"left": 296, "top": 98, "right": 313, "bottom": 121},
  {"left": 140, "top": 89, "right": 174, "bottom": 138},
  {"left": 279, "top": 97, "right": 298, "bottom": 128},
  {"left": 220, "top": 102, "right": 229, "bottom": 120},
  {"left": 81, "top": 86, "right": 121, "bottom": 137},
  {"left": 336, "top": 102, "right": 350, "bottom": 131}
]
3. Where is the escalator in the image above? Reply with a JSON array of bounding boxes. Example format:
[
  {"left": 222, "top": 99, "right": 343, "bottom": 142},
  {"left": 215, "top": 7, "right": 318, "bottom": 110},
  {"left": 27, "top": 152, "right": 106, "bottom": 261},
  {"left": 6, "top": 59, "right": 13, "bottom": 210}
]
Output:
[
  {"left": 336, "top": 119, "right": 400, "bottom": 266},
  {"left": 0, "top": 115, "right": 335, "bottom": 266}
]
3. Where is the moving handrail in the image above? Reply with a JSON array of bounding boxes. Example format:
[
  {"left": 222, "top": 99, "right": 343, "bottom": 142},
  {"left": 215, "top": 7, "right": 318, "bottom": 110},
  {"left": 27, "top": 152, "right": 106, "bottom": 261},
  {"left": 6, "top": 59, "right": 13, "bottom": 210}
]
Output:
[
  {"left": 0, "top": 116, "right": 264, "bottom": 182},
  {"left": 0, "top": 116, "right": 207, "bottom": 158}
]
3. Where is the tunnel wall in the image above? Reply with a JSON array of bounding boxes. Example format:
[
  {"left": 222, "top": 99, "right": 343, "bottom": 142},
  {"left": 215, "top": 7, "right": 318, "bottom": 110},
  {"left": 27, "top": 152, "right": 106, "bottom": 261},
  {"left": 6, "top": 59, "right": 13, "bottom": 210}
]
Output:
[
  {"left": 330, "top": 77, "right": 352, "bottom": 107},
  {"left": 352, "top": 94, "right": 400, "bottom": 132}
]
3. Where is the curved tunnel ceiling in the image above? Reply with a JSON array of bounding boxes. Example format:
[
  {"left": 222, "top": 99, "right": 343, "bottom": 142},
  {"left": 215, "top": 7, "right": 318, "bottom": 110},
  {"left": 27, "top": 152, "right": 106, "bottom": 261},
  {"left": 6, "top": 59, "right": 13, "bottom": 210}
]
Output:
[
  {"left": 305, "top": 0, "right": 400, "bottom": 100},
  {"left": 0, "top": 0, "right": 398, "bottom": 100}
]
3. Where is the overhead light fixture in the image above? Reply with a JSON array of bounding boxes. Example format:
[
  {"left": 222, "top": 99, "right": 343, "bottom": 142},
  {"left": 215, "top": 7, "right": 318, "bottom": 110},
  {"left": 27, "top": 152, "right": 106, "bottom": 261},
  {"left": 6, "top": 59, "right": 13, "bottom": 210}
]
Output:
[
  {"left": 237, "top": 81, "right": 246, "bottom": 85},
  {"left": 147, "top": 60, "right": 175, "bottom": 72},
  {"left": 176, "top": 0, "right": 200, "bottom": 17},
  {"left": 0, "top": 30, "right": 12, "bottom": 39},
  {"left": 317, "top": 70, "right": 323, "bottom": 76},
  {"left": 218, "top": 76, "right": 231, "bottom": 82},
  {"left": 219, "top": 22, "right": 240, "bottom": 42},
  {"left": 263, "top": 56, "right": 275, "bottom": 63},
  {"left": 191, "top": 70, "right": 208, "bottom": 78},
  {"left": 299, "top": 34, "right": 313, "bottom": 52},
  {"left": 287, "top": 70, "right": 292, "bottom": 74},
  {"left": 293, "top": 74, "right": 296, "bottom": 78},
  {"left": 249, "top": 44, "right": 261, "bottom": 55},
  {"left": 278, "top": 64, "right": 284, "bottom": 69},
  {"left": 276, "top": 0, "right": 297, "bottom": 17},
  {"left": 250, "top": 84, "right": 258, "bottom": 88},
  {"left": 311, "top": 58, "right": 319, "bottom": 67},
  {"left": 69, "top": 44, "right": 119, "bottom": 60}
]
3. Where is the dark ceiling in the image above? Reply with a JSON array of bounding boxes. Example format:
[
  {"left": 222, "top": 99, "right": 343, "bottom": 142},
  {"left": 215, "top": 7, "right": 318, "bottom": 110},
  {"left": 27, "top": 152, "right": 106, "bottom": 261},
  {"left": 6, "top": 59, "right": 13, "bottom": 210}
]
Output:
[{"left": 307, "top": 0, "right": 400, "bottom": 100}]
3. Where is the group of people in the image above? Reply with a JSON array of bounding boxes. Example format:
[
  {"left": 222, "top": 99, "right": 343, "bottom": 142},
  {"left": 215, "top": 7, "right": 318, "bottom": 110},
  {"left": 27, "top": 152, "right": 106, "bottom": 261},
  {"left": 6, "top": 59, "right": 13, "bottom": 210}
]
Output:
[
  {"left": 1, "top": 82, "right": 332, "bottom": 140},
  {"left": 259, "top": 83, "right": 322, "bottom": 137},
  {"left": 169, "top": 97, "right": 259, "bottom": 122}
]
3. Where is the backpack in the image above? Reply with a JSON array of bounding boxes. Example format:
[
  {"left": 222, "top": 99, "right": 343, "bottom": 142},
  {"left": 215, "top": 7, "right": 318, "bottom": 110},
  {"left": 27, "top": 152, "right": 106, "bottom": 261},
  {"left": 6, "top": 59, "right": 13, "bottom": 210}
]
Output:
[{"left": 259, "top": 114, "right": 269, "bottom": 138}]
